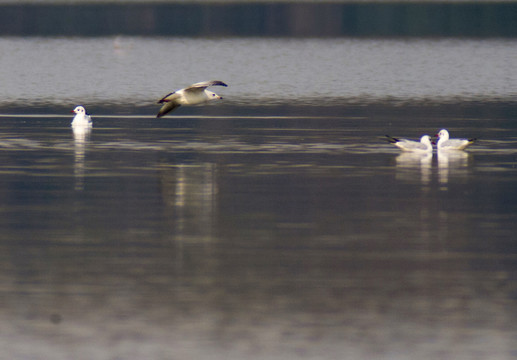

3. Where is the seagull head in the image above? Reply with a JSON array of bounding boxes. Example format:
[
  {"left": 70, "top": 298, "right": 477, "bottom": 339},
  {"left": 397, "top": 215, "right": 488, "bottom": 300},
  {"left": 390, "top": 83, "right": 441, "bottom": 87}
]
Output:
[
  {"left": 72, "top": 106, "right": 87, "bottom": 115},
  {"left": 206, "top": 90, "right": 223, "bottom": 101},
  {"left": 420, "top": 135, "right": 432, "bottom": 144},
  {"left": 436, "top": 129, "right": 449, "bottom": 140}
]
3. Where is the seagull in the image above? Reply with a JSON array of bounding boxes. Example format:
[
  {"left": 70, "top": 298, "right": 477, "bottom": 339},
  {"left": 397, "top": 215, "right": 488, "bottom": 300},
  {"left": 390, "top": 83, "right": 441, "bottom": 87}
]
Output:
[
  {"left": 386, "top": 135, "right": 433, "bottom": 153},
  {"left": 156, "top": 80, "right": 228, "bottom": 118},
  {"left": 436, "top": 129, "right": 476, "bottom": 150},
  {"left": 71, "top": 106, "right": 93, "bottom": 129}
]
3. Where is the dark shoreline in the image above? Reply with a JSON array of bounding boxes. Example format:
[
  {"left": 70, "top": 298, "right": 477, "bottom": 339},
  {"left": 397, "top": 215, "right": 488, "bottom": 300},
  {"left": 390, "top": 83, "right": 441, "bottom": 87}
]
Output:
[{"left": 1, "top": 2, "right": 516, "bottom": 37}]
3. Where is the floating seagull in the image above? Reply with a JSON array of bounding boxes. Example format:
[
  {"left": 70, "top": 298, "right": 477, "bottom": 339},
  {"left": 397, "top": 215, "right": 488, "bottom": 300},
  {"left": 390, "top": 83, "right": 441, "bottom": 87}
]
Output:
[
  {"left": 436, "top": 129, "right": 476, "bottom": 150},
  {"left": 386, "top": 135, "right": 433, "bottom": 152},
  {"left": 156, "top": 80, "right": 228, "bottom": 118},
  {"left": 71, "top": 106, "right": 93, "bottom": 129}
]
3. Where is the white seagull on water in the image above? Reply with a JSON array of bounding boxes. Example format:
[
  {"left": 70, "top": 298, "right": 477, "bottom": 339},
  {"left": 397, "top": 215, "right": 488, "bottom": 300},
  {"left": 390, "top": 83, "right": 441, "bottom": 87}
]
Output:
[
  {"left": 156, "top": 80, "right": 228, "bottom": 118},
  {"left": 71, "top": 106, "right": 92, "bottom": 129},
  {"left": 386, "top": 135, "right": 433, "bottom": 153},
  {"left": 436, "top": 129, "right": 476, "bottom": 151}
]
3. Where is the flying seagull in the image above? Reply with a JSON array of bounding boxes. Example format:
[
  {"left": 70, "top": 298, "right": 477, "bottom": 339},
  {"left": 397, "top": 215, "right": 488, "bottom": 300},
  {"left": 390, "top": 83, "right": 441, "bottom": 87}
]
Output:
[
  {"left": 71, "top": 106, "right": 93, "bottom": 129},
  {"left": 386, "top": 134, "right": 433, "bottom": 152},
  {"left": 156, "top": 80, "right": 228, "bottom": 118},
  {"left": 436, "top": 129, "right": 476, "bottom": 151}
]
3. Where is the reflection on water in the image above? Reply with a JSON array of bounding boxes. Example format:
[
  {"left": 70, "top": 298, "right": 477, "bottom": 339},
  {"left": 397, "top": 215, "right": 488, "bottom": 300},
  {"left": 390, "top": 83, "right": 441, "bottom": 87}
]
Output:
[
  {"left": 437, "top": 149, "right": 470, "bottom": 189},
  {"left": 0, "top": 111, "right": 516, "bottom": 359},
  {"left": 394, "top": 150, "right": 474, "bottom": 189},
  {"left": 72, "top": 126, "right": 91, "bottom": 191},
  {"left": 0, "top": 135, "right": 41, "bottom": 149},
  {"left": 160, "top": 163, "right": 217, "bottom": 243},
  {"left": 395, "top": 152, "right": 432, "bottom": 185}
]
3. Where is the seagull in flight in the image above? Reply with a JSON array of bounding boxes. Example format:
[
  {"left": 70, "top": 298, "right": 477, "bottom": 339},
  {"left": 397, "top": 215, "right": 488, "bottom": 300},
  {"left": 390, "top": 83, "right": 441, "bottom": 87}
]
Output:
[
  {"left": 386, "top": 134, "right": 433, "bottom": 153},
  {"left": 156, "top": 80, "right": 228, "bottom": 118},
  {"left": 436, "top": 129, "right": 476, "bottom": 150},
  {"left": 71, "top": 106, "right": 92, "bottom": 129}
]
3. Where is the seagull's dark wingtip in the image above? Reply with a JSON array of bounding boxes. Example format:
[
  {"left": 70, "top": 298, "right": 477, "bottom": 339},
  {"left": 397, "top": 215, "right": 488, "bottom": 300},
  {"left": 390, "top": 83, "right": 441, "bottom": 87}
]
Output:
[{"left": 385, "top": 135, "right": 398, "bottom": 143}]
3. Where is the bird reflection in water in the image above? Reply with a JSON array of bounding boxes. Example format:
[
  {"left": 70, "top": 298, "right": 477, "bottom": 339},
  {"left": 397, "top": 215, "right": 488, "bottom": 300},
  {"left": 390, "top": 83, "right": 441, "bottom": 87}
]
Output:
[
  {"left": 72, "top": 126, "right": 91, "bottom": 191},
  {"left": 160, "top": 163, "right": 218, "bottom": 243},
  {"left": 395, "top": 152, "right": 433, "bottom": 185},
  {"left": 437, "top": 149, "right": 469, "bottom": 190}
]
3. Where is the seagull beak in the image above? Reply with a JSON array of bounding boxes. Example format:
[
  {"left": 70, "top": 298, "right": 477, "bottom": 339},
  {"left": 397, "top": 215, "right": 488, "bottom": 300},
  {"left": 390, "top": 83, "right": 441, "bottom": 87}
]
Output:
[{"left": 70, "top": 110, "right": 76, "bottom": 113}]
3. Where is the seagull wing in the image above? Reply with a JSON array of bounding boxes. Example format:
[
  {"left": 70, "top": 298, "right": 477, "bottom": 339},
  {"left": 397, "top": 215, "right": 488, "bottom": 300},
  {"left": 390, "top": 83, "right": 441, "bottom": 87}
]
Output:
[
  {"left": 404, "top": 141, "right": 428, "bottom": 151},
  {"left": 157, "top": 102, "right": 181, "bottom": 118},
  {"left": 157, "top": 92, "right": 180, "bottom": 104},
  {"left": 184, "top": 80, "right": 228, "bottom": 92},
  {"left": 386, "top": 135, "right": 429, "bottom": 151},
  {"left": 442, "top": 138, "right": 476, "bottom": 150}
]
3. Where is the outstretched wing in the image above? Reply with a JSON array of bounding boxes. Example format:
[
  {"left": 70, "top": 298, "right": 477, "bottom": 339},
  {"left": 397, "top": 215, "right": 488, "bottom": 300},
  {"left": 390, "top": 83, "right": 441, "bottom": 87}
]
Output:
[
  {"left": 157, "top": 92, "right": 179, "bottom": 104},
  {"left": 184, "top": 80, "right": 228, "bottom": 92},
  {"left": 156, "top": 102, "right": 181, "bottom": 118}
]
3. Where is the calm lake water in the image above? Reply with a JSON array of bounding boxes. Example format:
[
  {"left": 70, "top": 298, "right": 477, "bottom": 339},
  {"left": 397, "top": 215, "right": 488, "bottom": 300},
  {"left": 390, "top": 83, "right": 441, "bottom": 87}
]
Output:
[{"left": 1, "top": 37, "right": 517, "bottom": 359}]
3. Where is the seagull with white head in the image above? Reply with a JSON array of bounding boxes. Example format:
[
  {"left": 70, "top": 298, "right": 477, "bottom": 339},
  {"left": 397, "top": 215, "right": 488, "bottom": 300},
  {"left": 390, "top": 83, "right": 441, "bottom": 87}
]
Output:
[
  {"left": 71, "top": 106, "right": 93, "bottom": 129},
  {"left": 156, "top": 80, "right": 228, "bottom": 118},
  {"left": 436, "top": 129, "right": 476, "bottom": 151}
]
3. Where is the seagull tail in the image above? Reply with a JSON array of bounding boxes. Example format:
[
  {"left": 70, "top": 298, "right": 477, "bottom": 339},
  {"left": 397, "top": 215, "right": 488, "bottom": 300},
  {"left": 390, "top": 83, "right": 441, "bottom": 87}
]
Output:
[{"left": 385, "top": 135, "right": 399, "bottom": 144}]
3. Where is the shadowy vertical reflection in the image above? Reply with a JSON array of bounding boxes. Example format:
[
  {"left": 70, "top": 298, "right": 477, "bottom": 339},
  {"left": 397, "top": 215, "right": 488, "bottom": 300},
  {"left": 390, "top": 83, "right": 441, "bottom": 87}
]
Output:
[
  {"left": 437, "top": 150, "right": 469, "bottom": 190},
  {"left": 395, "top": 152, "right": 432, "bottom": 186},
  {"left": 394, "top": 152, "right": 433, "bottom": 247},
  {"left": 160, "top": 163, "right": 218, "bottom": 243},
  {"left": 72, "top": 126, "right": 91, "bottom": 191}
]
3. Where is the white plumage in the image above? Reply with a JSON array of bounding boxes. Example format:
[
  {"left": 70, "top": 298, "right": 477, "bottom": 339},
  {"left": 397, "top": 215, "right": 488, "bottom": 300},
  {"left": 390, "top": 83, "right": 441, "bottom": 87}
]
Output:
[
  {"left": 436, "top": 129, "right": 476, "bottom": 150},
  {"left": 386, "top": 135, "right": 433, "bottom": 153},
  {"left": 156, "top": 80, "right": 228, "bottom": 118},
  {"left": 71, "top": 106, "right": 93, "bottom": 129}
]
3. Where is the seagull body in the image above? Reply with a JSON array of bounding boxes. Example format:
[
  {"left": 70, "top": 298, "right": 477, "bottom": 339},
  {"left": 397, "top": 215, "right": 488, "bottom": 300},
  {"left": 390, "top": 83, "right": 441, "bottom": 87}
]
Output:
[
  {"left": 386, "top": 135, "right": 433, "bottom": 153},
  {"left": 71, "top": 106, "right": 92, "bottom": 129},
  {"left": 436, "top": 129, "right": 476, "bottom": 150},
  {"left": 156, "top": 80, "right": 228, "bottom": 118}
]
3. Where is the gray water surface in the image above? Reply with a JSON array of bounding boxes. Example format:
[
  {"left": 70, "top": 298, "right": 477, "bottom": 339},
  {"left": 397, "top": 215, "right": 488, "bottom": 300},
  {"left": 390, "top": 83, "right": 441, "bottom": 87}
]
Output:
[{"left": 1, "top": 37, "right": 517, "bottom": 359}]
